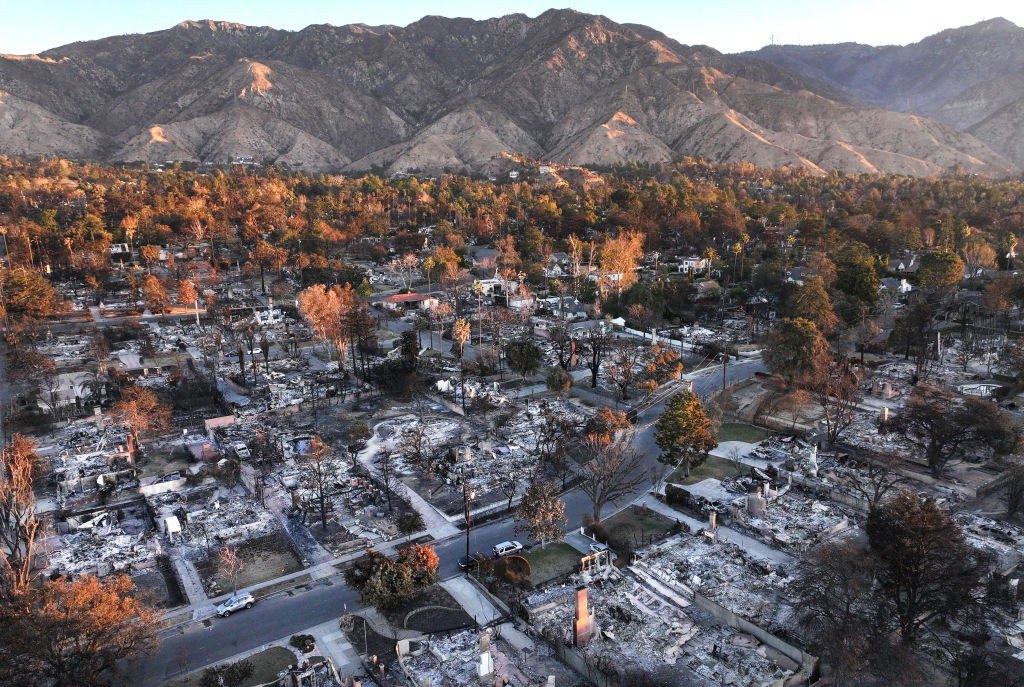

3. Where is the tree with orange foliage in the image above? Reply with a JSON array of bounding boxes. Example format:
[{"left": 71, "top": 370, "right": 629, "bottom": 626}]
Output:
[
  {"left": 177, "top": 278, "right": 198, "bottom": 309},
  {"left": 585, "top": 407, "right": 631, "bottom": 444},
  {"left": 139, "top": 244, "right": 160, "bottom": 273},
  {"left": 598, "top": 230, "right": 644, "bottom": 296},
  {"left": 250, "top": 239, "right": 288, "bottom": 294},
  {"left": 297, "top": 283, "right": 359, "bottom": 372},
  {"left": 140, "top": 274, "right": 170, "bottom": 314},
  {"left": 397, "top": 542, "right": 440, "bottom": 587},
  {"left": 638, "top": 342, "right": 684, "bottom": 394},
  {"left": 344, "top": 543, "right": 439, "bottom": 610},
  {"left": 0, "top": 575, "right": 159, "bottom": 687},
  {"left": 111, "top": 386, "right": 171, "bottom": 461}
]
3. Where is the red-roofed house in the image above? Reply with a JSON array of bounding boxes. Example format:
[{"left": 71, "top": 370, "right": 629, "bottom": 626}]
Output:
[{"left": 381, "top": 292, "right": 440, "bottom": 312}]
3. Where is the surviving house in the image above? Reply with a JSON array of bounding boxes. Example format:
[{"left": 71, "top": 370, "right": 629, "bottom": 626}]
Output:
[
  {"left": 381, "top": 293, "right": 440, "bottom": 312},
  {"left": 678, "top": 256, "right": 710, "bottom": 274}
]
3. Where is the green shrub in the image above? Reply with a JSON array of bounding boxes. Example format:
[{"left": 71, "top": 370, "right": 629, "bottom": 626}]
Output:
[{"left": 289, "top": 634, "right": 316, "bottom": 653}]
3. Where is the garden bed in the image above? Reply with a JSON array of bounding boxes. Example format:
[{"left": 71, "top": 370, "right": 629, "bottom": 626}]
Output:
[
  {"left": 379, "top": 584, "right": 474, "bottom": 633},
  {"left": 161, "top": 646, "right": 296, "bottom": 687},
  {"left": 597, "top": 505, "right": 679, "bottom": 559}
]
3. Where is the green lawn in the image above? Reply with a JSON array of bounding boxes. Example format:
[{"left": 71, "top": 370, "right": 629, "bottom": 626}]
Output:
[
  {"left": 525, "top": 542, "right": 580, "bottom": 586},
  {"left": 670, "top": 455, "right": 744, "bottom": 485},
  {"left": 162, "top": 646, "right": 295, "bottom": 687},
  {"left": 718, "top": 422, "right": 772, "bottom": 443},
  {"left": 595, "top": 506, "right": 679, "bottom": 563}
]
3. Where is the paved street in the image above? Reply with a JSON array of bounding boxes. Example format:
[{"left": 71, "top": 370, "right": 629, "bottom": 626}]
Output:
[{"left": 136, "top": 579, "right": 364, "bottom": 686}]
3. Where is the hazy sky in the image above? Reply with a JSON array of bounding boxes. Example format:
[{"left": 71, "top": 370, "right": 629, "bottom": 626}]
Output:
[{"left": 2, "top": 1, "right": 1022, "bottom": 55}]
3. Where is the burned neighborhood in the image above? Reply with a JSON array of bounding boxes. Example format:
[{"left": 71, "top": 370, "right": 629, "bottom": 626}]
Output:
[{"left": 4, "top": 125, "right": 1024, "bottom": 687}]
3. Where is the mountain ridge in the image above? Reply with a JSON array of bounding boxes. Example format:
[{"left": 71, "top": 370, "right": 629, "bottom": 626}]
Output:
[
  {"left": 0, "top": 11, "right": 1014, "bottom": 176},
  {"left": 747, "top": 17, "right": 1024, "bottom": 167}
]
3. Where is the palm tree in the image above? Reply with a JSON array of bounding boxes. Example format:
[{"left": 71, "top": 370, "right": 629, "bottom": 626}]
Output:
[
  {"left": 703, "top": 247, "right": 719, "bottom": 279},
  {"left": 452, "top": 318, "right": 471, "bottom": 412},
  {"left": 472, "top": 280, "right": 485, "bottom": 346}
]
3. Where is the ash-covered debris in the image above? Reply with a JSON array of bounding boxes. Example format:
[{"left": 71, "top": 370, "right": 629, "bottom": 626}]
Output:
[
  {"left": 366, "top": 399, "right": 588, "bottom": 513},
  {"left": 150, "top": 484, "right": 279, "bottom": 549},
  {"left": 46, "top": 500, "right": 159, "bottom": 577},
  {"left": 525, "top": 567, "right": 797, "bottom": 686},
  {"left": 726, "top": 481, "right": 854, "bottom": 553},
  {"left": 638, "top": 536, "right": 790, "bottom": 627}
]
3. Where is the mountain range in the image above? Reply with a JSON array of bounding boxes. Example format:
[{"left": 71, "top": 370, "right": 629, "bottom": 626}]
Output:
[
  {"left": 747, "top": 17, "right": 1024, "bottom": 169},
  {"left": 0, "top": 10, "right": 1019, "bottom": 176}
]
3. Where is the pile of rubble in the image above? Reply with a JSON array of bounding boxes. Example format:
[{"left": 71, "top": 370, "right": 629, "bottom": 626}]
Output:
[
  {"left": 955, "top": 512, "right": 1024, "bottom": 575},
  {"left": 729, "top": 482, "right": 853, "bottom": 553},
  {"left": 639, "top": 536, "right": 790, "bottom": 627},
  {"left": 401, "top": 631, "right": 480, "bottom": 686},
  {"left": 47, "top": 502, "right": 159, "bottom": 577},
  {"left": 525, "top": 569, "right": 794, "bottom": 686},
  {"left": 150, "top": 484, "right": 278, "bottom": 550}
]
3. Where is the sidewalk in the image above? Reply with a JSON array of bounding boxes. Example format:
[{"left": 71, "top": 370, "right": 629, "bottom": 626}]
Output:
[
  {"left": 632, "top": 492, "right": 793, "bottom": 565},
  {"left": 440, "top": 577, "right": 503, "bottom": 625},
  {"left": 304, "top": 619, "right": 368, "bottom": 678},
  {"left": 440, "top": 576, "right": 535, "bottom": 654},
  {"left": 170, "top": 556, "right": 207, "bottom": 607}
]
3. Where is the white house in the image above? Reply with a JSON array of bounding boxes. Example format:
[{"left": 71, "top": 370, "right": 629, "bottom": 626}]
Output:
[
  {"left": 678, "top": 256, "right": 710, "bottom": 274},
  {"left": 880, "top": 277, "right": 913, "bottom": 294},
  {"left": 887, "top": 252, "right": 921, "bottom": 274}
]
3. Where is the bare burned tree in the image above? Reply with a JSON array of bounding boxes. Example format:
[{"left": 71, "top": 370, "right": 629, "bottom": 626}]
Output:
[
  {"left": 301, "top": 437, "right": 340, "bottom": 531},
  {"left": 817, "top": 363, "right": 861, "bottom": 444},
  {"left": 791, "top": 540, "right": 877, "bottom": 684},
  {"left": 248, "top": 428, "right": 282, "bottom": 505},
  {"left": 577, "top": 433, "right": 645, "bottom": 523},
  {"left": 375, "top": 450, "right": 398, "bottom": 512},
  {"left": 535, "top": 409, "right": 583, "bottom": 489},
  {"left": 848, "top": 452, "right": 907, "bottom": 513},
  {"left": 606, "top": 341, "right": 644, "bottom": 401},
  {"left": 548, "top": 322, "right": 577, "bottom": 371},
  {"left": 399, "top": 419, "right": 434, "bottom": 480},
  {"left": 581, "top": 326, "right": 613, "bottom": 389},
  {"left": 498, "top": 464, "right": 527, "bottom": 513}
]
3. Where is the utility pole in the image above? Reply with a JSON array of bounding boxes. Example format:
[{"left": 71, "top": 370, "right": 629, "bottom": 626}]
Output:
[
  {"left": 722, "top": 352, "right": 728, "bottom": 393},
  {"left": 462, "top": 475, "right": 476, "bottom": 563}
]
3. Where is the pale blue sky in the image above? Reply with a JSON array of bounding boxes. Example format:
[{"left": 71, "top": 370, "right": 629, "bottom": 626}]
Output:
[{"left": 2, "top": 1, "right": 1022, "bottom": 55}]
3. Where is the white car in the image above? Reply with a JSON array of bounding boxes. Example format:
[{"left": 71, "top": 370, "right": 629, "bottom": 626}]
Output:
[
  {"left": 216, "top": 592, "right": 255, "bottom": 617},
  {"left": 492, "top": 540, "right": 524, "bottom": 557},
  {"left": 231, "top": 442, "right": 251, "bottom": 459}
]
